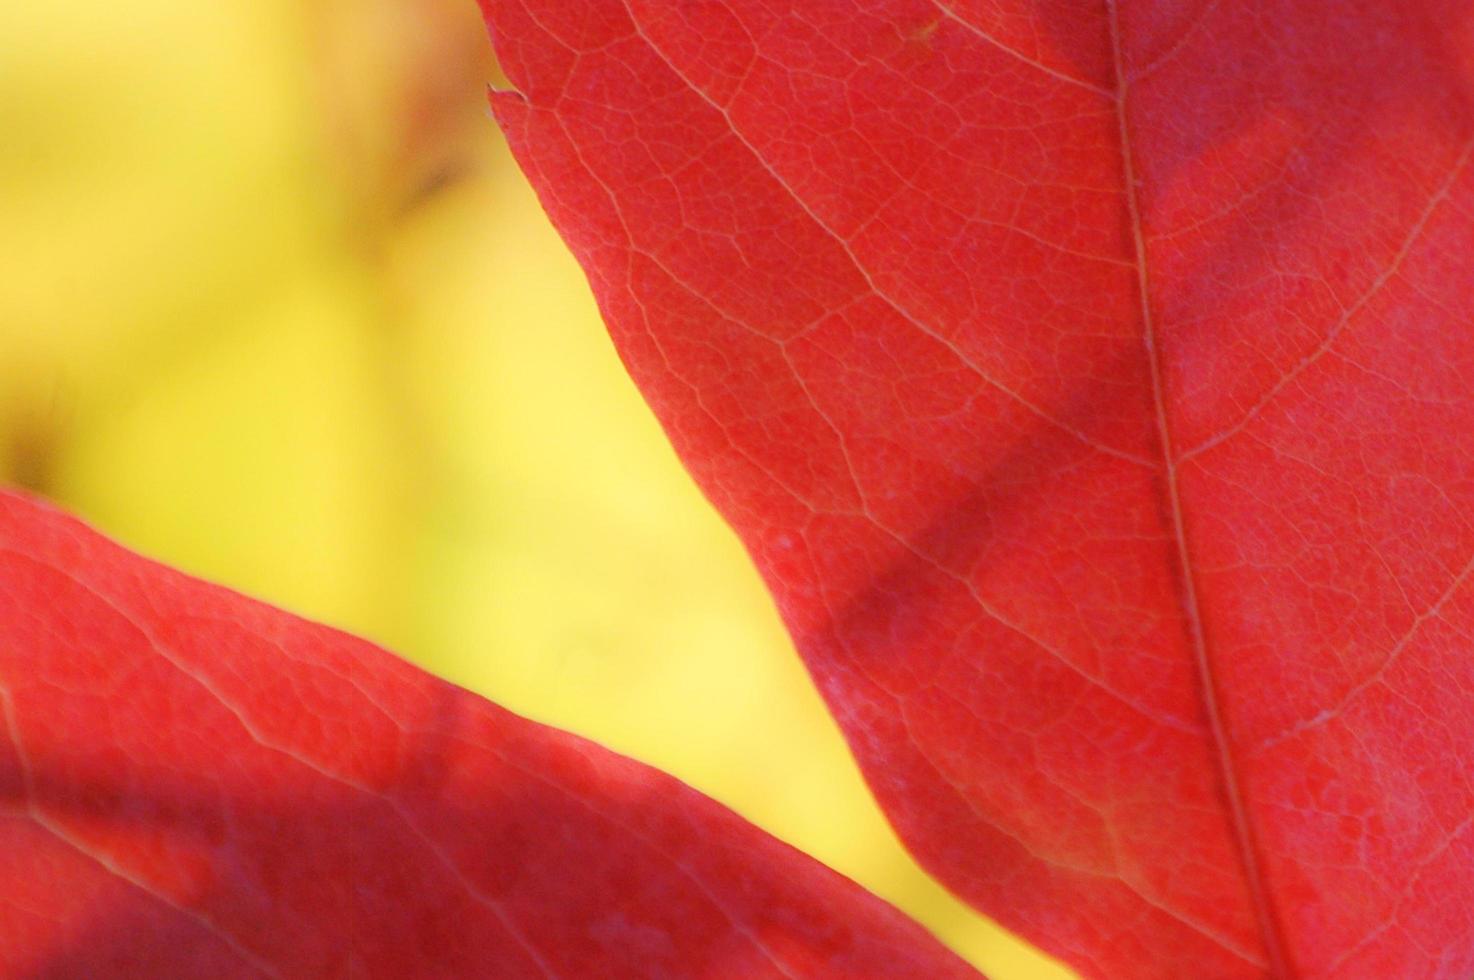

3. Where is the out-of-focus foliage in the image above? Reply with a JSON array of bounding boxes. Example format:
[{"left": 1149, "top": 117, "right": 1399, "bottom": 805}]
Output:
[{"left": 0, "top": 2, "right": 1068, "bottom": 976}]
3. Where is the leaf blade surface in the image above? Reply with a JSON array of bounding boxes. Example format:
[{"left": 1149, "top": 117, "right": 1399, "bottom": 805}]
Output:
[
  {"left": 0, "top": 490, "right": 976, "bottom": 979},
  {"left": 481, "top": 1, "right": 1474, "bottom": 975}
]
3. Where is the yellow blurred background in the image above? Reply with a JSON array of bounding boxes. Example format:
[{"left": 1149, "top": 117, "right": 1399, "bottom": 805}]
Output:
[{"left": 0, "top": 2, "right": 1070, "bottom": 976}]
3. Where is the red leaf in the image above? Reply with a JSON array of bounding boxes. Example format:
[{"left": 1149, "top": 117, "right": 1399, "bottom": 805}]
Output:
[
  {"left": 0, "top": 490, "right": 976, "bottom": 979},
  {"left": 481, "top": 0, "right": 1474, "bottom": 975}
]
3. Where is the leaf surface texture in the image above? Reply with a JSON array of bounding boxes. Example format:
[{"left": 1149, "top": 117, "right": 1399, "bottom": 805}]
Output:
[
  {"left": 0, "top": 491, "right": 975, "bottom": 979},
  {"left": 481, "top": 0, "right": 1474, "bottom": 974}
]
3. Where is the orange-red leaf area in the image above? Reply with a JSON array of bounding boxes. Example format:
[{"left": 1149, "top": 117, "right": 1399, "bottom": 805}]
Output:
[
  {"left": 481, "top": 0, "right": 1474, "bottom": 975},
  {"left": 0, "top": 491, "right": 976, "bottom": 979}
]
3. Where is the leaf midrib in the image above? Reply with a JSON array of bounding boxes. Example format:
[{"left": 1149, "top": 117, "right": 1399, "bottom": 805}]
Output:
[{"left": 1105, "top": 2, "right": 1292, "bottom": 974}]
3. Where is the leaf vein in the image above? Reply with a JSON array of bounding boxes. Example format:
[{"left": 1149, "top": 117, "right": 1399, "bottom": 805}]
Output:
[
  {"left": 1182, "top": 138, "right": 1474, "bottom": 464},
  {"left": 616, "top": 0, "right": 1154, "bottom": 469}
]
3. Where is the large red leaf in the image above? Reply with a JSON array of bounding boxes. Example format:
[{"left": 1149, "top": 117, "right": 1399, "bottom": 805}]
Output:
[
  {"left": 481, "top": 0, "right": 1474, "bottom": 975},
  {"left": 0, "top": 490, "right": 976, "bottom": 978}
]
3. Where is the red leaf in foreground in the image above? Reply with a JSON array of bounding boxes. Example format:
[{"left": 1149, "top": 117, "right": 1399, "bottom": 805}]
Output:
[
  {"left": 0, "top": 490, "right": 976, "bottom": 979},
  {"left": 482, "top": 0, "right": 1474, "bottom": 975}
]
